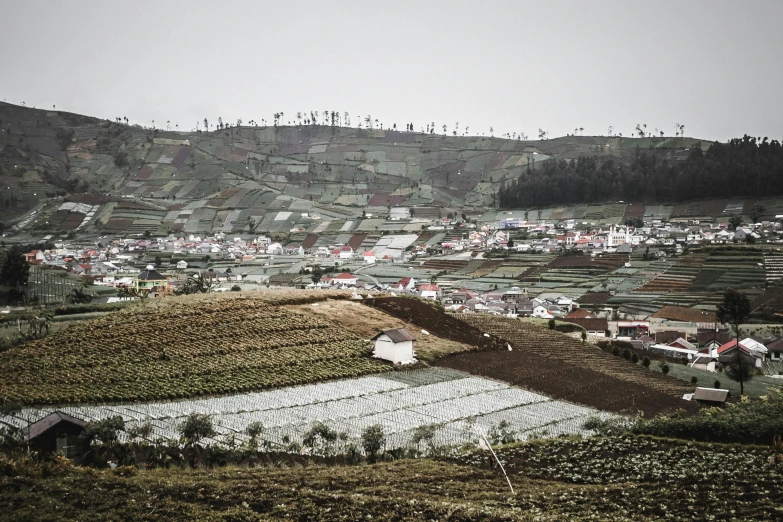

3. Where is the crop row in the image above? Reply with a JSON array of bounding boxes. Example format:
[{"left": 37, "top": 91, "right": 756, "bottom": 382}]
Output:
[
  {"left": 1, "top": 369, "right": 614, "bottom": 450},
  {"left": 0, "top": 295, "right": 386, "bottom": 405}
]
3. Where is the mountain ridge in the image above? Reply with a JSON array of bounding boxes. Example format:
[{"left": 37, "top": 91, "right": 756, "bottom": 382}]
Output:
[{"left": 0, "top": 101, "right": 735, "bottom": 237}]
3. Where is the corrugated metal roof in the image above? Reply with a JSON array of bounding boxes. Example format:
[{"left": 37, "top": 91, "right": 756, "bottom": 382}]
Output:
[
  {"left": 26, "top": 411, "right": 87, "bottom": 441},
  {"left": 374, "top": 328, "right": 416, "bottom": 343},
  {"left": 693, "top": 387, "right": 729, "bottom": 403}
]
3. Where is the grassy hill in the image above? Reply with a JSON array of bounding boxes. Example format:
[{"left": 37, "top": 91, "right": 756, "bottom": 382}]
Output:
[{"left": 1, "top": 101, "right": 712, "bottom": 237}]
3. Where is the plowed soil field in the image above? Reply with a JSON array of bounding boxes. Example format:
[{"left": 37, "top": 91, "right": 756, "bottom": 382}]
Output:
[{"left": 437, "top": 315, "right": 697, "bottom": 416}]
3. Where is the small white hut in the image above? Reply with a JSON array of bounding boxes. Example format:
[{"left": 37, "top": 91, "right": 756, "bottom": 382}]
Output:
[{"left": 372, "top": 328, "right": 416, "bottom": 364}]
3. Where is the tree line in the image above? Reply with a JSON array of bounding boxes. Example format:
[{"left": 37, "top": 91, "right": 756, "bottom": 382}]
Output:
[{"left": 497, "top": 135, "right": 783, "bottom": 208}]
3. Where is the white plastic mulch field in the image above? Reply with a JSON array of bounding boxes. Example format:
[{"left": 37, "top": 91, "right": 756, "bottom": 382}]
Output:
[{"left": 0, "top": 368, "right": 616, "bottom": 450}]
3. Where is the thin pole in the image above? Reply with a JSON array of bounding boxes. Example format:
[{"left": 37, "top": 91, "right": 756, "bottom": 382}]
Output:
[{"left": 479, "top": 431, "right": 514, "bottom": 494}]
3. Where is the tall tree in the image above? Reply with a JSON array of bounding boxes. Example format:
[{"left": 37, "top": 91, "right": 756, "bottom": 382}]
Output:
[
  {"left": 0, "top": 246, "right": 29, "bottom": 292},
  {"left": 716, "top": 288, "right": 752, "bottom": 395}
]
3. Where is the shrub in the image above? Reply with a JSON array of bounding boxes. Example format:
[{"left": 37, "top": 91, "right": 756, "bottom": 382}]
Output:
[
  {"left": 179, "top": 413, "right": 216, "bottom": 446},
  {"left": 231, "top": 285, "right": 241, "bottom": 292},
  {"left": 642, "top": 357, "right": 651, "bottom": 368},
  {"left": 302, "top": 422, "right": 338, "bottom": 457},
  {"left": 245, "top": 422, "right": 264, "bottom": 440},
  {"left": 548, "top": 319, "right": 555, "bottom": 330},
  {"left": 622, "top": 348, "right": 631, "bottom": 360},
  {"left": 582, "top": 416, "right": 631, "bottom": 436},
  {"left": 661, "top": 364, "right": 670, "bottom": 375},
  {"left": 126, "top": 421, "right": 153, "bottom": 440},
  {"left": 690, "top": 376, "right": 698, "bottom": 384},
  {"left": 411, "top": 423, "right": 442, "bottom": 456},
  {"left": 361, "top": 424, "right": 386, "bottom": 462},
  {"left": 714, "top": 380, "right": 721, "bottom": 389},
  {"left": 631, "top": 353, "right": 640, "bottom": 363},
  {"left": 82, "top": 416, "right": 125, "bottom": 444},
  {"left": 612, "top": 346, "right": 621, "bottom": 357}
]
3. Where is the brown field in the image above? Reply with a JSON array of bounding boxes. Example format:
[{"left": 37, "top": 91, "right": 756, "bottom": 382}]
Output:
[
  {"left": 547, "top": 254, "right": 627, "bottom": 270},
  {"left": 622, "top": 203, "right": 646, "bottom": 219},
  {"left": 437, "top": 315, "right": 696, "bottom": 416}
]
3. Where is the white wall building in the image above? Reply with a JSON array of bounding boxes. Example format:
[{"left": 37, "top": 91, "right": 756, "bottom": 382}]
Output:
[{"left": 372, "top": 328, "right": 416, "bottom": 364}]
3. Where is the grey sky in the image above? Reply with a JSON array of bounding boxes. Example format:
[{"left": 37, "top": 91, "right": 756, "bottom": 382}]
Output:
[{"left": 1, "top": 0, "right": 781, "bottom": 142}]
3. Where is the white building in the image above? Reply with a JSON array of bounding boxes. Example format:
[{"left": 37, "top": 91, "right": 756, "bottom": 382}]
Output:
[
  {"left": 364, "top": 251, "right": 376, "bottom": 264},
  {"left": 372, "top": 328, "right": 416, "bottom": 364},
  {"left": 338, "top": 246, "right": 354, "bottom": 259}
]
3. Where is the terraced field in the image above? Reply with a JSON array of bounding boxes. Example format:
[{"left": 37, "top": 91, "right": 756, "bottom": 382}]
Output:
[
  {"left": 420, "top": 259, "right": 469, "bottom": 271},
  {"left": 635, "top": 254, "right": 705, "bottom": 292},
  {"left": 439, "top": 316, "right": 695, "bottom": 415},
  {"left": 0, "top": 368, "right": 614, "bottom": 451},
  {"left": 0, "top": 293, "right": 390, "bottom": 405}
]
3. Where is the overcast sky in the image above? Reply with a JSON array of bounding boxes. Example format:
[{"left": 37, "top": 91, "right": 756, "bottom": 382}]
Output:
[{"left": 1, "top": 0, "right": 781, "bottom": 142}]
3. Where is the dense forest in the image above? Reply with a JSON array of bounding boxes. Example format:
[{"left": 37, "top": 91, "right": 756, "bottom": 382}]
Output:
[{"left": 497, "top": 135, "right": 783, "bottom": 208}]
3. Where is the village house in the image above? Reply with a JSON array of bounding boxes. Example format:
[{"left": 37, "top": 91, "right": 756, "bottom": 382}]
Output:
[
  {"left": 134, "top": 265, "right": 168, "bottom": 292},
  {"left": 338, "top": 245, "right": 354, "bottom": 259},
  {"left": 716, "top": 338, "right": 768, "bottom": 367},
  {"left": 565, "top": 317, "right": 609, "bottom": 336},
  {"left": 655, "top": 330, "right": 688, "bottom": 345},
  {"left": 766, "top": 338, "right": 783, "bottom": 362},
  {"left": 372, "top": 328, "right": 416, "bottom": 364},
  {"left": 266, "top": 242, "right": 283, "bottom": 254},
  {"left": 322, "top": 272, "right": 358, "bottom": 287},
  {"left": 418, "top": 283, "right": 442, "bottom": 300},
  {"left": 24, "top": 249, "right": 46, "bottom": 264},
  {"left": 668, "top": 337, "right": 697, "bottom": 351},
  {"left": 564, "top": 308, "right": 597, "bottom": 319},
  {"left": 697, "top": 325, "right": 731, "bottom": 350},
  {"left": 532, "top": 302, "right": 554, "bottom": 319},
  {"left": 616, "top": 320, "right": 650, "bottom": 339},
  {"left": 395, "top": 277, "right": 416, "bottom": 292}
]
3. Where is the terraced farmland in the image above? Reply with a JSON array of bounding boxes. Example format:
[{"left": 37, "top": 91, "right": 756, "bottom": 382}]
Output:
[
  {"left": 635, "top": 254, "right": 705, "bottom": 292},
  {"left": 439, "top": 315, "right": 695, "bottom": 415},
  {"left": 420, "top": 258, "right": 469, "bottom": 271},
  {"left": 0, "top": 368, "right": 614, "bottom": 451},
  {"left": 0, "top": 293, "right": 390, "bottom": 405}
]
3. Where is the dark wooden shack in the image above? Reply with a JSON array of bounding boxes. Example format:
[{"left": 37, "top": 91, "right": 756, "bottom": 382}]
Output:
[{"left": 25, "top": 411, "right": 88, "bottom": 459}]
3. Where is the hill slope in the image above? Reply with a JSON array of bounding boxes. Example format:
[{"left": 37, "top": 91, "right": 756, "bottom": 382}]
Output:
[
  {"left": 0, "top": 292, "right": 391, "bottom": 404},
  {"left": 0, "top": 102, "right": 707, "bottom": 235}
]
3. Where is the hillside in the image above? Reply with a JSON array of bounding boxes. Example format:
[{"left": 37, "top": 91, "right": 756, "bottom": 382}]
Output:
[
  {"left": 0, "top": 292, "right": 390, "bottom": 404},
  {"left": 0, "top": 101, "right": 712, "bottom": 237},
  {"left": 3, "top": 436, "right": 781, "bottom": 521}
]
